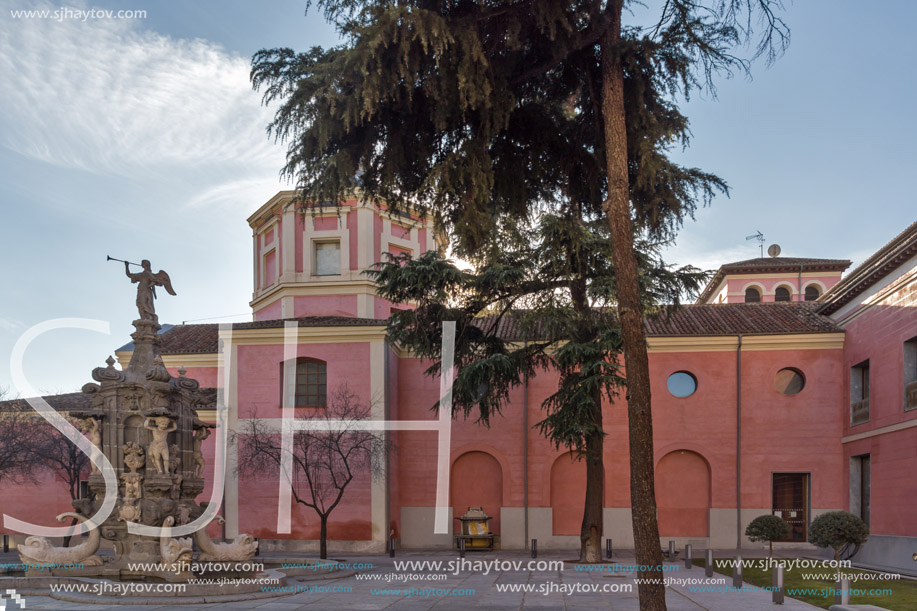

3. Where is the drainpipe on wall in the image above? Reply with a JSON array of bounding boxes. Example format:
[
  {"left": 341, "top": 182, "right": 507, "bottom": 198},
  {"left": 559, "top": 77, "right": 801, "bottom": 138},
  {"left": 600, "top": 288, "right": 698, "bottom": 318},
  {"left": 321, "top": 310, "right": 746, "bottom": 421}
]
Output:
[
  {"left": 523, "top": 339, "right": 529, "bottom": 550},
  {"left": 736, "top": 334, "right": 743, "bottom": 551},
  {"left": 798, "top": 264, "right": 803, "bottom": 302},
  {"left": 385, "top": 348, "right": 392, "bottom": 551}
]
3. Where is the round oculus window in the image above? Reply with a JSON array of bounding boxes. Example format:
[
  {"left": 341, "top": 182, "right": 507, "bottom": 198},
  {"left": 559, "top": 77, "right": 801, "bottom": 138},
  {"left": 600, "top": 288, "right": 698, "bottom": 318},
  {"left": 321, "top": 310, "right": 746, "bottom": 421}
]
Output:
[
  {"left": 774, "top": 368, "right": 805, "bottom": 395},
  {"left": 667, "top": 371, "right": 697, "bottom": 398}
]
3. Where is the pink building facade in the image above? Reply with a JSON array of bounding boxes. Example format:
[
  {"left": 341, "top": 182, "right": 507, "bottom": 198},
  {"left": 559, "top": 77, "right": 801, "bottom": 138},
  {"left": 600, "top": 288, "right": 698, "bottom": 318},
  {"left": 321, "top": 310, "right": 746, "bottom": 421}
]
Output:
[{"left": 3, "top": 192, "right": 915, "bottom": 575}]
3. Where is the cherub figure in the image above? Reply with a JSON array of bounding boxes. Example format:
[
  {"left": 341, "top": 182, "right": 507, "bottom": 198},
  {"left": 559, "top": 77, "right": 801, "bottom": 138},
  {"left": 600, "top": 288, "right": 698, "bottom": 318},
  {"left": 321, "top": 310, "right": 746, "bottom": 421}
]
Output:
[
  {"left": 78, "top": 417, "right": 102, "bottom": 474},
  {"left": 144, "top": 416, "right": 177, "bottom": 474},
  {"left": 192, "top": 427, "right": 211, "bottom": 478}
]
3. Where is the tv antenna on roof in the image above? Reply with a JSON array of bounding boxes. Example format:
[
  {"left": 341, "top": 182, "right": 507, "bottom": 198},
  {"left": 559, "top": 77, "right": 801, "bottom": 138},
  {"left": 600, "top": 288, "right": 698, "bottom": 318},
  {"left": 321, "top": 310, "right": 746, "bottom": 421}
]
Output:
[{"left": 746, "top": 231, "right": 765, "bottom": 257}]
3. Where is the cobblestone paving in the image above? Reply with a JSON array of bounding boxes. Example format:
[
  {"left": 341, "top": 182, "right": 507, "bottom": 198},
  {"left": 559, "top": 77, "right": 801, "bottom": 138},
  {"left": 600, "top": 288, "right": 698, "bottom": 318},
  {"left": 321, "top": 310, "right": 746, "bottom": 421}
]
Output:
[{"left": 1, "top": 550, "right": 822, "bottom": 610}]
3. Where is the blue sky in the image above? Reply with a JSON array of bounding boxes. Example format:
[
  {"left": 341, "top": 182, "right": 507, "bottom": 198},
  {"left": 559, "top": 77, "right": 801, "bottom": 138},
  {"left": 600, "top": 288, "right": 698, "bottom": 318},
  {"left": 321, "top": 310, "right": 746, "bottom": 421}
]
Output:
[{"left": 1, "top": 0, "right": 915, "bottom": 394}]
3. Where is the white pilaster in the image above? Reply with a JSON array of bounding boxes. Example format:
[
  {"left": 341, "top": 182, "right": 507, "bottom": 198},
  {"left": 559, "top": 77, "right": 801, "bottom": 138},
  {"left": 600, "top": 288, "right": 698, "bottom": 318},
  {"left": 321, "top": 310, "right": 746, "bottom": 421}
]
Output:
[
  {"left": 370, "top": 340, "right": 388, "bottom": 542},
  {"left": 225, "top": 344, "right": 240, "bottom": 538},
  {"left": 281, "top": 207, "right": 296, "bottom": 278},
  {"left": 356, "top": 207, "right": 374, "bottom": 270},
  {"left": 281, "top": 295, "right": 294, "bottom": 319}
]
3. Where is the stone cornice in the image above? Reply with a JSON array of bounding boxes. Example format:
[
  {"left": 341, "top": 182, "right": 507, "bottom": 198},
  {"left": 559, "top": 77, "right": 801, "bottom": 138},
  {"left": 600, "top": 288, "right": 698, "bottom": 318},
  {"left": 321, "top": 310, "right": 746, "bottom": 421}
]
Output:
[{"left": 647, "top": 333, "right": 844, "bottom": 353}]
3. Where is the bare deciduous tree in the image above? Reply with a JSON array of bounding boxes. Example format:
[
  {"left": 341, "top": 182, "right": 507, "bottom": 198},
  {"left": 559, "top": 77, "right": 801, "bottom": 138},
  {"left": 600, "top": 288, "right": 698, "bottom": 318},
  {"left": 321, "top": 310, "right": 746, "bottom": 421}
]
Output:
[
  {"left": 0, "top": 390, "right": 44, "bottom": 487},
  {"left": 34, "top": 425, "right": 92, "bottom": 546},
  {"left": 34, "top": 426, "right": 90, "bottom": 502},
  {"left": 236, "top": 385, "right": 389, "bottom": 559}
]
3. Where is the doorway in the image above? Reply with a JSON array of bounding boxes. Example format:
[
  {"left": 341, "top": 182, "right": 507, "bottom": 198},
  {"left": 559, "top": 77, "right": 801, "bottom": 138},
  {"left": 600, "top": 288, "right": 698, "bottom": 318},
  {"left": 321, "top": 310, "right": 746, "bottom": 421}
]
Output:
[{"left": 772, "top": 472, "right": 809, "bottom": 541}]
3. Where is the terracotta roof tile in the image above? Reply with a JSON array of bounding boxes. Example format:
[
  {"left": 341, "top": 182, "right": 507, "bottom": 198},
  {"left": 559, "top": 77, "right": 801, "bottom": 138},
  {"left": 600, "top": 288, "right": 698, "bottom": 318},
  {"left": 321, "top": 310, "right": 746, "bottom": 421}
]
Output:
[
  {"left": 114, "top": 306, "right": 839, "bottom": 357},
  {"left": 473, "top": 303, "right": 840, "bottom": 340},
  {"left": 644, "top": 303, "right": 841, "bottom": 336},
  {"left": 818, "top": 220, "right": 917, "bottom": 316},
  {"left": 719, "top": 257, "right": 852, "bottom": 272},
  {"left": 0, "top": 389, "right": 218, "bottom": 414},
  {"left": 0, "top": 392, "right": 91, "bottom": 413},
  {"left": 122, "top": 316, "right": 388, "bottom": 355}
]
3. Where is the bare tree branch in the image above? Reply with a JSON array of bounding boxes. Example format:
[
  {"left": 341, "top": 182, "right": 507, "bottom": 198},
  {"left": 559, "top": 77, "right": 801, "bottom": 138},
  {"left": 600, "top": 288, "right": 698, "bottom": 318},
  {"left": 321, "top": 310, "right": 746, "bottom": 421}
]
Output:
[{"left": 234, "top": 384, "right": 391, "bottom": 559}]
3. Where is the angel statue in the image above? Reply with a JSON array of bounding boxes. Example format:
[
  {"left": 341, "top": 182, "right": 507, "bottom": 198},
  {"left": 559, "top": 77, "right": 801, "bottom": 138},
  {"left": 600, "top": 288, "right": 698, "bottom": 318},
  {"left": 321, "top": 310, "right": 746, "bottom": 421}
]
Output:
[{"left": 124, "top": 259, "right": 176, "bottom": 324}]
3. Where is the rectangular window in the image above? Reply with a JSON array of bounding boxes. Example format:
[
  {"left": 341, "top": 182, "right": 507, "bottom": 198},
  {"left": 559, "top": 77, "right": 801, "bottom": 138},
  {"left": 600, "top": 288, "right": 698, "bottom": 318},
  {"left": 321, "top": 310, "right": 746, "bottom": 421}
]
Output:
[
  {"left": 850, "top": 360, "right": 870, "bottom": 426},
  {"left": 904, "top": 337, "right": 917, "bottom": 412},
  {"left": 262, "top": 250, "right": 277, "bottom": 288},
  {"left": 388, "top": 244, "right": 412, "bottom": 266},
  {"left": 849, "top": 455, "right": 870, "bottom": 526},
  {"left": 392, "top": 222, "right": 412, "bottom": 240},
  {"left": 296, "top": 360, "right": 327, "bottom": 407},
  {"left": 772, "top": 473, "right": 809, "bottom": 541},
  {"left": 314, "top": 241, "right": 340, "bottom": 276}
]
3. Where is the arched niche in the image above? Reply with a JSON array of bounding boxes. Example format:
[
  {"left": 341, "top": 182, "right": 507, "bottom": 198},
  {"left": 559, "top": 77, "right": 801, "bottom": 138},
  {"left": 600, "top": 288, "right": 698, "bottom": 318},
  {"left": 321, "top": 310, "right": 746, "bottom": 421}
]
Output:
[
  {"left": 550, "top": 452, "right": 586, "bottom": 536},
  {"left": 656, "top": 450, "right": 711, "bottom": 537},
  {"left": 450, "top": 451, "right": 503, "bottom": 535}
]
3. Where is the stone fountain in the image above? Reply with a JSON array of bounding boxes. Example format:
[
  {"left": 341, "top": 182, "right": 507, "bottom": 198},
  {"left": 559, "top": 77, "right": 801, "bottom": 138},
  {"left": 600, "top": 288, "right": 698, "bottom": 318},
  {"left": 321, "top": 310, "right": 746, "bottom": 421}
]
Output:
[{"left": 17, "top": 260, "right": 258, "bottom": 581}]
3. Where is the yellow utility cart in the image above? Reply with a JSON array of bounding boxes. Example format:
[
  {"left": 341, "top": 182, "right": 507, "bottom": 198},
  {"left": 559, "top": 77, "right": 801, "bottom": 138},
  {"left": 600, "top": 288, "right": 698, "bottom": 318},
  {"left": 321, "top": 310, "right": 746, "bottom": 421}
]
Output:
[{"left": 454, "top": 507, "right": 495, "bottom": 551}]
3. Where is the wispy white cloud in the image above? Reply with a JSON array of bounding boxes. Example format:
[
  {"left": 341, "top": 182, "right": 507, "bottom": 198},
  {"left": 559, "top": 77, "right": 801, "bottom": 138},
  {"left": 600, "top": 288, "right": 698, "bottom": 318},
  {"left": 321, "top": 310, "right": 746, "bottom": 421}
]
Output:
[
  {"left": 0, "top": 0, "right": 284, "bottom": 197},
  {"left": 0, "top": 1, "right": 289, "bottom": 393},
  {"left": 186, "top": 177, "right": 284, "bottom": 212},
  {"left": 0, "top": 317, "right": 26, "bottom": 333},
  {"left": 662, "top": 243, "right": 756, "bottom": 273}
]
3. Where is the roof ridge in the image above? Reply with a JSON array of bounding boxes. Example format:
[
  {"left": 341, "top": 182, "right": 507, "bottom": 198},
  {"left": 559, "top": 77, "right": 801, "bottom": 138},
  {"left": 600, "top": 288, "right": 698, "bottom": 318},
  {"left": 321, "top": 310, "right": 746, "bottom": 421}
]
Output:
[{"left": 818, "top": 219, "right": 917, "bottom": 315}]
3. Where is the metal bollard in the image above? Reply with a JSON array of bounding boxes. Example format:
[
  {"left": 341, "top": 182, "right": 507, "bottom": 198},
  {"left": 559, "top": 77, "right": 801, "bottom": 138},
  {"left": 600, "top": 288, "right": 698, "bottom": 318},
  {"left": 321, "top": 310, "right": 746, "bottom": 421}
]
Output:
[
  {"left": 704, "top": 549, "right": 714, "bottom": 578},
  {"left": 834, "top": 577, "right": 850, "bottom": 605},
  {"left": 389, "top": 537, "right": 395, "bottom": 558},
  {"left": 668, "top": 540, "right": 675, "bottom": 562},
  {"left": 531, "top": 538, "right": 537, "bottom": 559},
  {"left": 732, "top": 556, "right": 743, "bottom": 588},
  {"left": 606, "top": 538, "right": 612, "bottom": 560},
  {"left": 2, "top": 534, "right": 8, "bottom": 554},
  {"left": 772, "top": 564, "right": 784, "bottom": 604},
  {"left": 684, "top": 544, "right": 692, "bottom": 569},
  {"left": 459, "top": 537, "right": 466, "bottom": 559}
]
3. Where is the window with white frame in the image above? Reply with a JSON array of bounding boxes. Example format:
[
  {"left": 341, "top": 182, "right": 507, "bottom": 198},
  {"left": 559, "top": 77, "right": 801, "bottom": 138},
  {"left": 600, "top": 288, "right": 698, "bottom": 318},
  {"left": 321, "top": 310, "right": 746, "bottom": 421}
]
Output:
[
  {"left": 904, "top": 336, "right": 917, "bottom": 411},
  {"left": 850, "top": 360, "right": 870, "bottom": 425},
  {"left": 744, "top": 286, "right": 761, "bottom": 303},
  {"left": 314, "top": 241, "right": 341, "bottom": 275},
  {"left": 804, "top": 285, "right": 821, "bottom": 301}
]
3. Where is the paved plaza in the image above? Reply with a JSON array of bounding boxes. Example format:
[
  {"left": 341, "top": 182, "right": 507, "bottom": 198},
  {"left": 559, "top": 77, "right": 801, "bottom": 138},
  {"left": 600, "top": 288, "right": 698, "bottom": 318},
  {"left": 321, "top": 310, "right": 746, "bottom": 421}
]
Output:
[{"left": 1, "top": 549, "right": 825, "bottom": 610}]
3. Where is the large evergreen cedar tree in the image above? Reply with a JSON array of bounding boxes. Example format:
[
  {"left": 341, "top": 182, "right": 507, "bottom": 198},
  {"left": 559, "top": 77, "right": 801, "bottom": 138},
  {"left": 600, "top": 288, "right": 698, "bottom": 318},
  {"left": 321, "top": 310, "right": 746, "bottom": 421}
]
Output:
[
  {"left": 252, "top": 1, "right": 787, "bottom": 608},
  {"left": 367, "top": 219, "right": 707, "bottom": 562}
]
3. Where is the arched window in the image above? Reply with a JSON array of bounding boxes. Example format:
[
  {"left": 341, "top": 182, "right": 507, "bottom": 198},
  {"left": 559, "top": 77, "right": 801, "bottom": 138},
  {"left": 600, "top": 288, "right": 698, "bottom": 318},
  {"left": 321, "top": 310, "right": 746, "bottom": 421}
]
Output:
[
  {"left": 775, "top": 286, "right": 791, "bottom": 302},
  {"left": 744, "top": 287, "right": 761, "bottom": 303},
  {"left": 804, "top": 285, "right": 821, "bottom": 301},
  {"left": 282, "top": 358, "right": 327, "bottom": 407}
]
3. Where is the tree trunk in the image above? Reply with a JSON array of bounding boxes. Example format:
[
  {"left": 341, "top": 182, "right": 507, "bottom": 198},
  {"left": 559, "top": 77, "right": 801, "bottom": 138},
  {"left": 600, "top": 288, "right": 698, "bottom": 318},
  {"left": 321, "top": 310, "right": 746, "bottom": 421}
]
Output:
[
  {"left": 320, "top": 516, "right": 328, "bottom": 560},
  {"left": 580, "top": 391, "right": 605, "bottom": 563},
  {"left": 600, "top": 2, "right": 666, "bottom": 609},
  {"left": 571, "top": 260, "right": 605, "bottom": 564}
]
